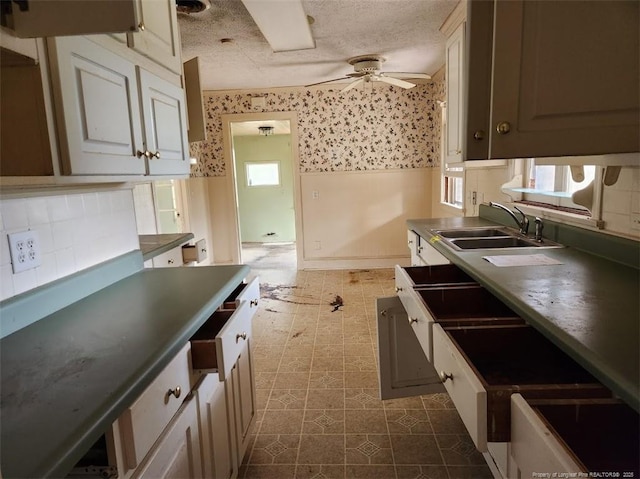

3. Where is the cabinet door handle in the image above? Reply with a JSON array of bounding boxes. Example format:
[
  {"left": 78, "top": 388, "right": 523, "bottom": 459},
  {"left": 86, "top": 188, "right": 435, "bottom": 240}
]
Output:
[
  {"left": 395, "top": 286, "right": 403, "bottom": 293},
  {"left": 136, "top": 150, "right": 146, "bottom": 158},
  {"left": 439, "top": 371, "right": 453, "bottom": 383},
  {"left": 250, "top": 299, "right": 258, "bottom": 307},
  {"left": 418, "top": 246, "right": 424, "bottom": 252},
  {"left": 236, "top": 332, "right": 248, "bottom": 342},
  {"left": 138, "top": 22, "right": 145, "bottom": 31},
  {"left": 152, "top": 151, "right": 161, "bottom": 159},
  {"left": 496, "top": 121, "right": 511, "bottom": 135},
  {"left": 167, "top": 386, "right": 181, "bottom": 399},
  {"left": 409, "top": 317, "right": 418, "bottom": 324},
  {"left": 168, "top": 259, "right": 174, "bottom": 264},
  {"left": 473, "top": 130, "right": 485, "bottom": 140}
]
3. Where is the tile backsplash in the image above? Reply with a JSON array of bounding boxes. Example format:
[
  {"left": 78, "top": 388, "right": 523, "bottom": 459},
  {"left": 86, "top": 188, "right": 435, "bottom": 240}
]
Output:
[{"left": 0, "top": 188, "right": 139, "bottom": 301}]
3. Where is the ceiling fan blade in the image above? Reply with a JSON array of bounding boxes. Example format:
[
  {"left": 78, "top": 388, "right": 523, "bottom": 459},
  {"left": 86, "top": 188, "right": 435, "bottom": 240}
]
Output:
[
  {"left": 341, "top": 78, "right": 365, "bottom": 93},
  {"left": 305, "top": 77, "right": 352, "bottom": 87},
  {"left": 376, "top": 76, "right": 416, "bottom": 89},
  {"left": 384, "top": 72, "right": 432, "bottom": 80}
]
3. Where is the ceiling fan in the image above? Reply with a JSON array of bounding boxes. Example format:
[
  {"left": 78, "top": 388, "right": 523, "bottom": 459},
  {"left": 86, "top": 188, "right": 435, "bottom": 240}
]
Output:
[{"left": 306, "top": 55, "right": 431, "bottom": 92}]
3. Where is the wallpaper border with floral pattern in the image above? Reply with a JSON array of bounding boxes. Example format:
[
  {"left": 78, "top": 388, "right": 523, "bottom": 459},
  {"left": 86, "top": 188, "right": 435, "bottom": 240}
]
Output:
[{"left": 190, "top": 77, "right": 445, "bottom": 177}]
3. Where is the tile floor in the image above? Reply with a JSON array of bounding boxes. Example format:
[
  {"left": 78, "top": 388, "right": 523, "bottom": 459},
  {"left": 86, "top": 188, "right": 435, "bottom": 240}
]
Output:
[{"left": 240, "top": 243, "right": 493, "bottom": 479}]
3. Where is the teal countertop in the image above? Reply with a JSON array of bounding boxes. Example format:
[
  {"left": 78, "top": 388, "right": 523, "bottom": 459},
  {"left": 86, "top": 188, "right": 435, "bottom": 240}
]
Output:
[
  {"left": 0, "top": 263, "right": 249, "bottom": 478},
  {"left": 139, "top": 233, "right": 194, "bottom": 261},
  {"left": 407, "top": 215, "right": 639, "bottom": 412}
]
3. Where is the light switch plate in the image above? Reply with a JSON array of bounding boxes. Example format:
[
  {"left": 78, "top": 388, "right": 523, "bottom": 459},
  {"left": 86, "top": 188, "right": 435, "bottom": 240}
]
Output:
[{"left": 8, "top": 230, "right": 41, "bottom": 273}]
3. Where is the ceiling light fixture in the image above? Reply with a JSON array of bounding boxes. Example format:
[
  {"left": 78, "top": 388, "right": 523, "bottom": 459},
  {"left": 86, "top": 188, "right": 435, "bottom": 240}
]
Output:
[
  {"left": 240, "top": 0, "right": 315, "bottom": 52},
  {"left": 258, "top": 126, "right": 274, "bottom": 136}
]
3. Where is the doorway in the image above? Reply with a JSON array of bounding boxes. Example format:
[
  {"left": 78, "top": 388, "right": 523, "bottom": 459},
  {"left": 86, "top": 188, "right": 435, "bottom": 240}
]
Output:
[{"left": 222, "top": 112, "right": 302, "bottom": 269}]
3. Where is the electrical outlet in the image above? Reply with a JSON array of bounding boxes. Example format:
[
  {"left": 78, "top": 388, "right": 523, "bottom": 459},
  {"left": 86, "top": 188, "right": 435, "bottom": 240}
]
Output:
[
  {"left": 8, "top": 230, "right": 41, "bottom": 273},
  {"left": 312, "top": 190, "right": 319, "bottom": 200},
  {"left": 631, "top": 213, "right": 640, "bottom": 231}
]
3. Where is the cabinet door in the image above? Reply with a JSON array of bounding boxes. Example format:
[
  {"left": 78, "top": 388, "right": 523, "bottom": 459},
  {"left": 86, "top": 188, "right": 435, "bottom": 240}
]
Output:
[
  {"left": 230, "top": 340, "right": 256, "bottom": 465},
  {"left": 128, "top": 0, "right": 181, "bottom": 74},
  {"left": 196, "top": 374, "right": 237, "bottom": 479},
  {"left": 444, "top": 22, "right": 465, "bottom": 164},
  {"left": 490, "top": 0, "right": 640, "bottom": 159},
  {"left": 377, "top": 297, "right": 444, "bottom": 400},
  {"left": 133, "top": 398, "right": 203, "bottom": 479},
  {"left": 138, "top": 68, "right": 190, "bottom": 176},
  {"left": 417, "top": 238, "right": 449, "bottom": 266},
  {"left": 48, "top": 37, "right": 146, "bottom": 175},
  {"left": 8, "top": 1, "right": 138, "bottom": 38}
]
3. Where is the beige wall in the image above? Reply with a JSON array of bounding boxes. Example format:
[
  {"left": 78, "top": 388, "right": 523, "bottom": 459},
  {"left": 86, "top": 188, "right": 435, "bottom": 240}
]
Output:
[
  {"left": 300, "top": 169, "right": 432, "bottom": 269},
  {"left": 187, "top": 75, "right": 446, "bottom": 268}
]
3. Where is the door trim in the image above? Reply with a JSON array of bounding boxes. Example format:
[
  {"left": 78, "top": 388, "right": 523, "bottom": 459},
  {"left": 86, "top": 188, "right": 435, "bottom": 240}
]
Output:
[{"left": 221, "top": 111, "right": 303, "bottom": 266}]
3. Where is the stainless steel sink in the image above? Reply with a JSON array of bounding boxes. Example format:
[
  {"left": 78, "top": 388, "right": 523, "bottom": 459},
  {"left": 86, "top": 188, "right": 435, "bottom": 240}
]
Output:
[
  {"left": 430, "top": 226, "right": 562, "bottom": 250},
  {"left": 436, "top": 227, "right": 511, "bottom": 238},
  {"left": 450, "top": 237, "right": 544, "bottom": 249}
]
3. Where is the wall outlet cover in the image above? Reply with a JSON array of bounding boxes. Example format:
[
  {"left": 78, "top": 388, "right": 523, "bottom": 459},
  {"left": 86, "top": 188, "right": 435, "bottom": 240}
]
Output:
[{"left": 8, "top": 230, "right": 42, "bottom": 274}]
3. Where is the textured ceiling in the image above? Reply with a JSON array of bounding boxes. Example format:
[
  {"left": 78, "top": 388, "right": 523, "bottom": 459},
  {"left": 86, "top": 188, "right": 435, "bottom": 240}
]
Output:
[{"left": 177, "top": 0, "right": 458, "bottom": 91}]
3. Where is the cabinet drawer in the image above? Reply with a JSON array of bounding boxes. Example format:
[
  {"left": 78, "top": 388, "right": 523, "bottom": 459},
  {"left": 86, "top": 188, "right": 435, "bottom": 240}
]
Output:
[
  {"left": 397, "top": 265, "right": 477, "bottom": 289},
  {"left": 190, "top": 300, "right": 252, "bottom": 381},
  {"left": 416, "top": 238, "right": 449, "bottom": 265},
  {"left": 432, "top": 324, "right": 609, "bottom": 452},
  {"left": 511, "top": 395, "right": 639, "bottom": 476},
  {"left": 190, "top": 278, "right": 259, "bottom": 380},
  {"left": 396, "top": 266, "right": 523, "bottom": 361},
  {"left": 120, "top": 342, "right": 191, "bottom": 469},
  {"left": 151, "top": 247, "right": 184, "bottom": 268}
]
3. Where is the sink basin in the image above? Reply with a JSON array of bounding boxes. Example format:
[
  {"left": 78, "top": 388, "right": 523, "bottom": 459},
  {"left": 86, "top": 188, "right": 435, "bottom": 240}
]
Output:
[
  {"left": 436, "top": 227, "right": 511, "bottom": 238},
  {"left": 450, "top": 237, "right": 544, "bottom": 249}
]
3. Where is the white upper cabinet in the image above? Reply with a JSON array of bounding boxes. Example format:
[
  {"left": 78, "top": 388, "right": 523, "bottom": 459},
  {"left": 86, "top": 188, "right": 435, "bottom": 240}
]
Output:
[
  {"left": 138, "top": 68, "right": 190, "bottom": 175},
  {"left": 4, "top": 0, "right": 139, "bottom": 38},
  {"left": 465, "top": 0, "right": 640, "bottom": 161},
  {"left": 128, "top": 0, "right": 182, "bottom": 74},
  {"left": 48, "top": 36, "right": 188, "bottom": 177},
  {"left": 48, "top": 37, "right": 146, "bottom": 175},
  {"left": 444, "top": 23, "right": 465, "bottom": 164}
]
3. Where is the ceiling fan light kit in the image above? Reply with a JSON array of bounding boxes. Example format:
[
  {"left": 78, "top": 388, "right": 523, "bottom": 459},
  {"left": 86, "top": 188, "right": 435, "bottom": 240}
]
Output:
[{"left": 306, "top": 54, "right": 432, "bottom": 93}]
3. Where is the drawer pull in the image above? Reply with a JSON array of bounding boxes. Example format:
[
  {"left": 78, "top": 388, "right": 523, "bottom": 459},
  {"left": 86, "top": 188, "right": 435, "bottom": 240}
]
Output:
[
  {"left": 168, "top": 259, "right": 174, "bottom": 264},
  {"left": 236, "top": 332, "right": 247, "bottom": 342},
  {"left": 439, "top": 371, "right": 453, "bottom": 383},
  {"left": 167, "top": 386, "right": 182, "bottom": 399},
  {"left": 395, "top": 286, "right": 403, "bottom": 293},
  {"left": 418, "top": 246, "right": 424, "bottom": 252},
  {"left": 250, "top": 299, "right": 259, "bottom": 307},
  {"left": 409, "top": 317, "right": 418, "bottom": 324}
]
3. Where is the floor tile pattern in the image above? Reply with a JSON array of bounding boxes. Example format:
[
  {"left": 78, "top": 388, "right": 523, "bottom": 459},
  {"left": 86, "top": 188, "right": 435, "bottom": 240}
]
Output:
[{"left": 240, "top": 244, "right": 492, "bottom": 479}]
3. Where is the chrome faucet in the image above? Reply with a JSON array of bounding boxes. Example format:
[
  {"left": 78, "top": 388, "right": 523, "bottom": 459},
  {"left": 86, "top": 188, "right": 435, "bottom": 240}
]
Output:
[
  {"left": 488, "top": 202, "right": 530, "bottom": 236},
  {"left": 534, "top": 217, "right": 544, "bottom": 242}
]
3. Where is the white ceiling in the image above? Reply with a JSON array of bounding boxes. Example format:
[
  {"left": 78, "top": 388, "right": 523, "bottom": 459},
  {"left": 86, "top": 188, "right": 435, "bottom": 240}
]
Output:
[{"left": 177, "top": 0, "right": 459, "bottom": 91}]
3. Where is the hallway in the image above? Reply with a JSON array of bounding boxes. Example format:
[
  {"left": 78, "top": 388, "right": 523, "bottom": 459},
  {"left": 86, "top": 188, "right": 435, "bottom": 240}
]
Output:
[{"left": 240, "top": 245, "right": 492, "bottom": 479}]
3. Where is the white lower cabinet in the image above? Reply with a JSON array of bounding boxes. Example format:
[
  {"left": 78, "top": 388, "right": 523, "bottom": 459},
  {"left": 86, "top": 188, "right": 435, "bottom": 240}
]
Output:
[
  {"left": 151, "top": 246, "right": 185, "bottom": 268},
  {"left": 377, "top": 296, "right": 444, "bottom": 400},
  {"left": 377, "top": 262, "right": 635, "bottom": 479},
  {"left": 194, "top": 374, "right": 236, "bottom": 479},
  {"left": 229, "top": 338, "right": 256, "bottom": 465},
  {"left": 132, "top": 398, "right": 203, "bottom": 479},
  {"left": 510, "top": 394, "right": 639, "bottom": 477},
  {"left": 407, "top": 229, "right": 450, "bottom": 267},
  {"left": 70, "top": 277, "right": 259, "bottom": 479}
]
